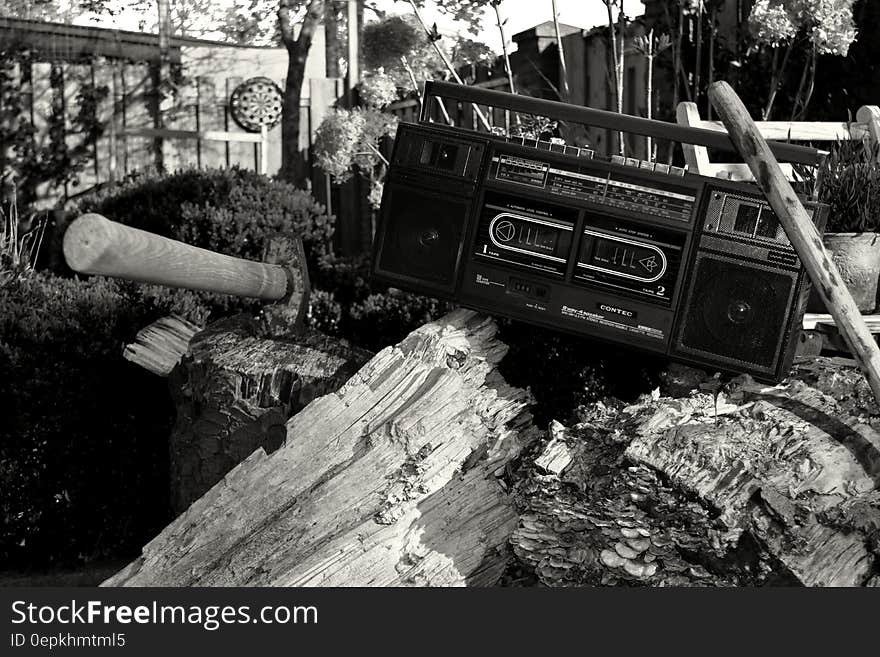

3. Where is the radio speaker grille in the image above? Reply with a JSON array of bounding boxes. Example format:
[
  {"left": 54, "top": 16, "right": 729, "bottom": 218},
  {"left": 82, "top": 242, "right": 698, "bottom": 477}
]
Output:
[
  {"left": 375, "top": 182, "right": 469, "bottom": 293},
  {"left": 673, "top": 253, "right": 797, "bottom": 375}
]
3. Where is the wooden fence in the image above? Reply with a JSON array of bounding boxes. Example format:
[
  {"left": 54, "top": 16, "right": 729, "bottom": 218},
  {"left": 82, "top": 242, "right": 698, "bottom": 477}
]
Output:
[{"left": 0, "top": 18, "right": 341, "bottom": 210}]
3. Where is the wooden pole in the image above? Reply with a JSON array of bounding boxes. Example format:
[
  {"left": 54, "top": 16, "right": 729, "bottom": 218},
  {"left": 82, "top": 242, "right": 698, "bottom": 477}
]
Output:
[{"left": 708, "top": 81, "right": 880, "bottom": 406}]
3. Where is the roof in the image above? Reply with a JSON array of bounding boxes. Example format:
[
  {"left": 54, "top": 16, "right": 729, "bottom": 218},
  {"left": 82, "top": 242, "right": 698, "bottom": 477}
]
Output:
[
  {"left": 512, "top": 20, "right": 584, "bottom": 42},
  {"left": 0, "top": 16, "right": 281, "bottom": 63}
]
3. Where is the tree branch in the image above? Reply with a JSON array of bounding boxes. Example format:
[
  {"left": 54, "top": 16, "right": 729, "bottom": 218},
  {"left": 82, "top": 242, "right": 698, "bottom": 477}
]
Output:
[{"left": 279, "top": 0, "right": 325, "bottom": 54}]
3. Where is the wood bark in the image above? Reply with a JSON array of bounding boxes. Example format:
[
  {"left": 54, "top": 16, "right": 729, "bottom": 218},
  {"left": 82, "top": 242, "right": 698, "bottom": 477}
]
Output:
[
  {"left": 105, "top": 310, "right": 537, "bottom": 586},
  {"left": 510, "top": 360, "right": 880, "bottom": 587},
  {"left": 279, "top": 0, "right": 324, "bottom": 186}
]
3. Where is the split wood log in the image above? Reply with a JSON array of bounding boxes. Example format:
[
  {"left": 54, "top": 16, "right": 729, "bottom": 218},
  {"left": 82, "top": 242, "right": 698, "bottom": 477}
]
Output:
[
  {"left": 165, "top": 315, "right": 372, "bottom": 513},
  {"left": 510, "top": 361, "right": 880, "bottom": 587},
  {"left": 105, "top": 310, "right": 537, "bottom": 586},
  {"left": 123, "top": 315, "right": 202, "bottom": 376},
  {"left": 708, "top": 81, "right": 880, "bottom": 408}
]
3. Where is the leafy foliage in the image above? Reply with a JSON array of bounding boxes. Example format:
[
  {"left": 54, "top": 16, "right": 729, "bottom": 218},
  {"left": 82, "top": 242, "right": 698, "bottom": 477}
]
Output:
[
  {"left": 313, "top": 108, "right": 397, "bottom": 207},
  {"left": 0, "top": 272, "right": 182, "bottom": 568},
  {"left": 820, "top": 140, "right": 880, "bottom": 232},
  {"left": 358, "top": 69, "right": 400, "bottom": 109},
  {"left": 362, "top": 14, "right": 444, "bottom": 89},
  {"left": 1, "top": 189, "right": 47, "bottom": 288}
]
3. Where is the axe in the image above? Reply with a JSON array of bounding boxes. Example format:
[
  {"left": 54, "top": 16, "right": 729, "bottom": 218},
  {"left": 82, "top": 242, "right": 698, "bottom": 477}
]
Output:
[{"left": 62, "top": 213, "right": 310, "bottom": 334}]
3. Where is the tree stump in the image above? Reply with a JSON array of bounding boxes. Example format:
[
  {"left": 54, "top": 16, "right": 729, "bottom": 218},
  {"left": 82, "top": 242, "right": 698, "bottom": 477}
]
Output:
[
  {"left": 166, "top": 315, "right": 372, "bottom": 513},
  {"left": 510, "top": 359, "right": 880, "bottom": 587},
  {"left": 105, "top": 310, "right": 537, "bottom": 586}
]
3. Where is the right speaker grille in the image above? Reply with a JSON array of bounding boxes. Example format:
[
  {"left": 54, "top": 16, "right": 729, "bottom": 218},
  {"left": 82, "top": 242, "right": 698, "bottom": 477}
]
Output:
[{"left": 673, "top": 253, "right": 797, "bottom": 376}]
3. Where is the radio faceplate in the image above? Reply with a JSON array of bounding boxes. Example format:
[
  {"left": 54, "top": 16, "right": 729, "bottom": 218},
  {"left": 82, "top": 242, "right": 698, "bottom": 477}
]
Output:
[{"left": 373, "top": 121, "right": 828, "bottom": 382}]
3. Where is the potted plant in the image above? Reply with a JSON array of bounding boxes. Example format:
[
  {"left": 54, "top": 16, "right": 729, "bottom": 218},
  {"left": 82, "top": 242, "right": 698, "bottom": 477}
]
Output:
[{"left": 808, "top": 140, "right": 880, "bottom": 313}]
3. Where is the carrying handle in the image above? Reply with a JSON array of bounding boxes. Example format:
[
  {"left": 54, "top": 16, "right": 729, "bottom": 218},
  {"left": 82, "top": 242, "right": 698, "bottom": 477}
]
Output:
[{"left": 422, "top": 80, "right": 825, "bottom": 167}]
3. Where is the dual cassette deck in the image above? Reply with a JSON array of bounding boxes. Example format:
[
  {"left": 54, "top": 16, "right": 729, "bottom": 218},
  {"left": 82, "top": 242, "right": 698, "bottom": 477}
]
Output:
[{"left": 373, "top": 82, "right": 829, "bottom": 382}]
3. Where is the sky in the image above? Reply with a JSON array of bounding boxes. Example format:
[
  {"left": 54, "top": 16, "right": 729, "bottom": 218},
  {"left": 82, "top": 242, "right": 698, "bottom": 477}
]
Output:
[
  {"left": 397, "top": 0, "right": 646, "bottom": 51},
  {"left": 61, "top": 0, "right": 647, "bottom": 53}
]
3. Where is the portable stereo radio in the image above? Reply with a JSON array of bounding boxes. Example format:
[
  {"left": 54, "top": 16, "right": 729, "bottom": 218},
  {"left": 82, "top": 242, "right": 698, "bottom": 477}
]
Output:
[{"left": 372, "top": 81, "right": 829, "bottom": 382}]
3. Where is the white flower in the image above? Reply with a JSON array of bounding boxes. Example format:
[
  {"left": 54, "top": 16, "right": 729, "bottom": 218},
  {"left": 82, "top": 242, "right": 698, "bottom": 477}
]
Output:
[{"left": 749, "top": 0, "right": 797, "bottom": 47}]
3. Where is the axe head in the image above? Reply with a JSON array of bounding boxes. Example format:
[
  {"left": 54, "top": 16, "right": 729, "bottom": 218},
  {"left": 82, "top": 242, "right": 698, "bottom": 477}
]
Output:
[{"left": 259, "top": 235, "right": 311, "bottom": 337}]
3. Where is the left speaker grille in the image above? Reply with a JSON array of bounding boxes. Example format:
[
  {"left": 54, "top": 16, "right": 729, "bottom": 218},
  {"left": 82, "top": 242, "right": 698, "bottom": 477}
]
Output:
[{"left": 377, "top": 184, "right": 469, "bottom": 290}]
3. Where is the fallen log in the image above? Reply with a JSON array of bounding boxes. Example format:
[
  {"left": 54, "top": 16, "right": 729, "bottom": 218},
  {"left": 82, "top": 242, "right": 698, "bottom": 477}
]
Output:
[
  {"left": 105, "top": 310, "right": 537, "bottom": 586},
  {"left": 510, "top": 360, "right": 880, "bottom": 587}
]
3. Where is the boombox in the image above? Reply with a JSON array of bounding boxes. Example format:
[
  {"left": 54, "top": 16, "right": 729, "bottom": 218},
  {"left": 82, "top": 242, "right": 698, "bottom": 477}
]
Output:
[{"left": 373, "top": 82, "right": 829, "bottom": 382}]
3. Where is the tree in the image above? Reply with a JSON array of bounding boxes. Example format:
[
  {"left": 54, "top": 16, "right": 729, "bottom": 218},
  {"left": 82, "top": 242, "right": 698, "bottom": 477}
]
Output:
[
  {"left": 279, "top": 0, "right": 324, "bottom": 185},
  {"left": 425, "top": 0, "right": 514, "bottom": 93},
  {"left": 362, "top": 13, "right": 442, "bottom": 93}
]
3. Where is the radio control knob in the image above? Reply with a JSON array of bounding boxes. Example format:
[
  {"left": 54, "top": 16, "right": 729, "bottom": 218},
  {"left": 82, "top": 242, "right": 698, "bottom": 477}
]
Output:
[{"left": 611, "top": 155, "right": 625, "bottom": 165}]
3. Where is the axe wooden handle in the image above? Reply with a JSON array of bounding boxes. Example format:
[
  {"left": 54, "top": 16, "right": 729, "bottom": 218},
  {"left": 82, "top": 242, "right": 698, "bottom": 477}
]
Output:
[
  {"left": 63, "top": 213, "right": 290, "bottom": 301},
  {"left": 708, "top": 81, "right": 880, "bottom": 406}
]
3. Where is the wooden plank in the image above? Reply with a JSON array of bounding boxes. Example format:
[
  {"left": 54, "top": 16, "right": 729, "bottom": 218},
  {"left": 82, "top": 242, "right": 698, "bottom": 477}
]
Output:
[
  {"left": 120, "top": 127, "right": 264, "bottom": 143},
  {"left": 123, "top": 315, "right": 203, "bottom": 377},
  {"left": 109, "top": 60, "right": 125, "bottom": 182},
  {"left": 685, "top": 118, "right": 869, "bottom": 141},
  {"left": 225, "top": 76, "right": 251, "bottom": 169},
  {"left": 709, "top": 80, "right": 880, "bottom": 407},
  {"left": 804, "top": 313, "right": 880, "bottom": 332},
  {"left": 122, "top": 62, "right": 153, "bottom": 173},
  {"left": 0, "top": 59, "right": 21, "bottom": 177},
  {"left": 30, "top": 62, "right": 56, "bottom": 208},
  {"left": 676, "top": 101, "right": 711, "bottom": 173},
  {"left": 195, "top": 77, "right": 224, "bottom": 168},
  {"left": 64, "top": 62, "right": 97, "bottom": 197},
  {"left": 92, "top": 58, "right": 114, "bottom": 188}
]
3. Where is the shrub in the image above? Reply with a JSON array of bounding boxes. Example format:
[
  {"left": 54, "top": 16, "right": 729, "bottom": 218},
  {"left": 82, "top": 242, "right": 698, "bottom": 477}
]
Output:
[
  {"left": 70, "top": 167, "right": 334, "bottom": 269},
  {"left": 0, "top": 272, "right": 187, "bottom": 569},
  {"left": 820, "top": 140, "right": 880, "bottom": 232}
]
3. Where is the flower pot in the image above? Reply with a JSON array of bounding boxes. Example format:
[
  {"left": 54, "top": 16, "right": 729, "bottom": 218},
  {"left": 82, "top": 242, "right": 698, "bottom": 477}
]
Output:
[{"left": 807, "top": 232, "right": 880, "bottom": 313}]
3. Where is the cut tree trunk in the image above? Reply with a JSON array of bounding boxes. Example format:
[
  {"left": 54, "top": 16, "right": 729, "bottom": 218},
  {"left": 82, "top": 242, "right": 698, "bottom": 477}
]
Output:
[
  {"left": 165, "top": 315, "right": 372, "bottom": 513},
  {"left": 105, "top": 310, "right": 537, "bottom": 586},
  {"left": 511, "top": 359, "right": 880, "bottom": 587}
]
